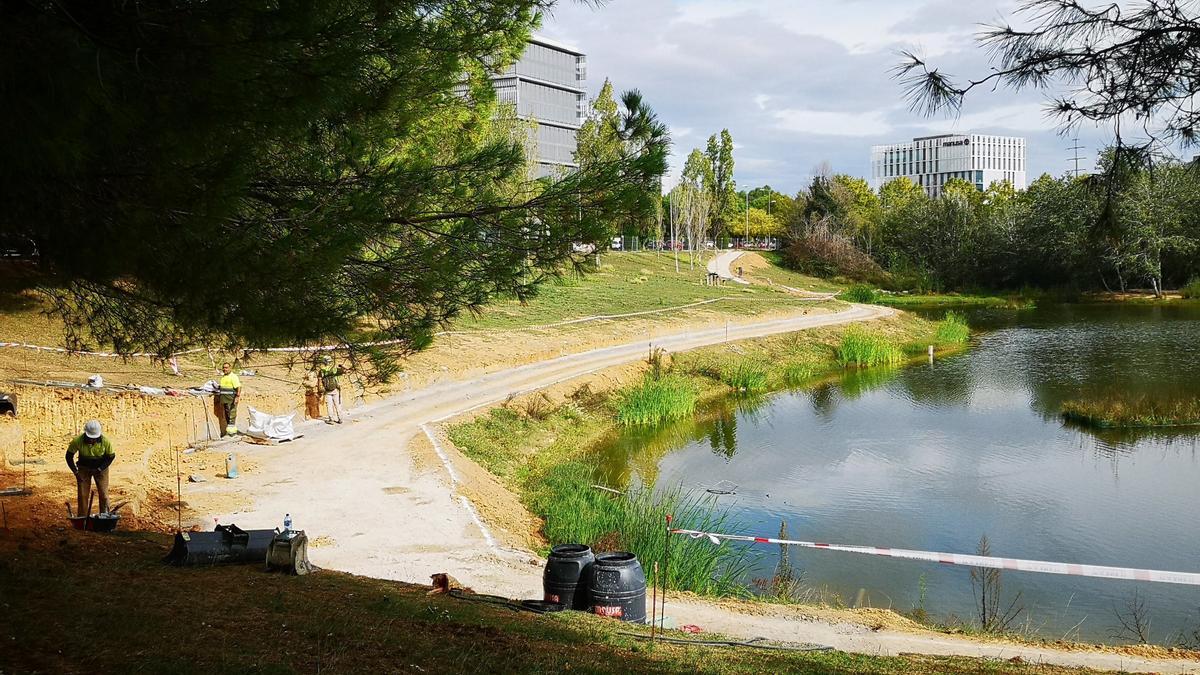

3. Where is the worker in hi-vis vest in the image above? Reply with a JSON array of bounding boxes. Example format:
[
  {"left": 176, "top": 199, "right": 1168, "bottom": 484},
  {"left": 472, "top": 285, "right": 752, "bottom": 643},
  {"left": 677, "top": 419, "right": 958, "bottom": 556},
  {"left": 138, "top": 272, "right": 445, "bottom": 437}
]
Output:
[
  {"left": 66, "top": 420, "right": 116, "bottom": 514},
  {"left": 319, "top": 354, "right": 346, "bottom": 425},
  {"left": 216, "top": 362, "right": 242, "bottom": 436}
]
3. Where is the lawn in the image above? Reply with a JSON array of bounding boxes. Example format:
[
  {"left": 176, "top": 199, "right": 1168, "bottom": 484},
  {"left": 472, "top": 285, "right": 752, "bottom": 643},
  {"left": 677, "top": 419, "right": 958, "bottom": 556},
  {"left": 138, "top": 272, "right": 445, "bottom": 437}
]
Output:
[{"left": 453, "top": 251, "right": 826, "bottom": 330}]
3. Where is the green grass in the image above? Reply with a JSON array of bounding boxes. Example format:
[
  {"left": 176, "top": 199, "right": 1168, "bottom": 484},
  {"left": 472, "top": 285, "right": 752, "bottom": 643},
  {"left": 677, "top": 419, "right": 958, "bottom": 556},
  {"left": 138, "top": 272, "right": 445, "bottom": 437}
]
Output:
[
  {"left": 616, "top": 374, "right": 699, "bottom": 426},
  {"left": 876, "top": 292, "right": 1027, "bottom": 309},
  {"left": 1062, "top": 396, "right": 1200, "bottom": 428},
  {"left": 835, "top": 325, "right": 906, "bottom": 367},
  {"left": 1182, "top": 278, "right": 1200, "bottom": 299},
  {"left": 1, "top": 533, "right": 1106, "bottom": 674},
  {"left": 718, "top": 358, "right": 769, "bottom": 393},
  {"left": 837, "top": 284, "right": 879, "bottom": 304},
  {"left": 933, "top": 310, "right": 971, "bottom": 345},
  {"left": 452, "top": 252, "right": 822, "bottom": 331},
  {"left": 529, "top": 462, "right": 755, "bottom": 596}
]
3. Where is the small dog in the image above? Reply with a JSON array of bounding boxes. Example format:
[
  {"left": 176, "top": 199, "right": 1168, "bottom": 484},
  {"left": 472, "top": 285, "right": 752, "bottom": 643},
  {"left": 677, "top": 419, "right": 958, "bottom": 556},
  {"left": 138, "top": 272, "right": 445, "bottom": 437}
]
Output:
[{"left": 428, "top": 572, "right": 473, "bottom": 595}]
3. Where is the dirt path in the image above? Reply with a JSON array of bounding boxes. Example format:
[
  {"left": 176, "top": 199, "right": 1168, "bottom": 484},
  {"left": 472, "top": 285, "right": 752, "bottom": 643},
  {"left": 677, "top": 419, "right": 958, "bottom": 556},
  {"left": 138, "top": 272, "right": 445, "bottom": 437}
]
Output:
[{"left": 180, "top": 303, "right": 1198, "bottom": 674}]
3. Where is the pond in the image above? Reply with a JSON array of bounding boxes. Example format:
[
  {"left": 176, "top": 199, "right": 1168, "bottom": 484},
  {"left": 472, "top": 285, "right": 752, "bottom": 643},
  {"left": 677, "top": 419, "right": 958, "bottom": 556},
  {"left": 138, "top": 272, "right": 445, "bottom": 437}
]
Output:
[{"left": 595, "top": 303, "right": 1200, "bottom": 644}]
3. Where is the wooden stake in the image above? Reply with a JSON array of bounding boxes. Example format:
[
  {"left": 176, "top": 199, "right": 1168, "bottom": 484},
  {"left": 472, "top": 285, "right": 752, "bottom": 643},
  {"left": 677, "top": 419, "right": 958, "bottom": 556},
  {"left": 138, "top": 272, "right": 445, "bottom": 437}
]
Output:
[{"left": 172, "top": 431, "right": 181, "bottom": 532}]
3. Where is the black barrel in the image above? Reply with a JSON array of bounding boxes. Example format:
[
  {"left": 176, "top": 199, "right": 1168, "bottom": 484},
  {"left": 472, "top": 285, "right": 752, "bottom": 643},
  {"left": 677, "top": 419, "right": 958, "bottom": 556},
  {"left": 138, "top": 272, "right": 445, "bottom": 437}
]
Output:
[
  {"left": 543, "top": 544, "right": 594, "bottom": 610},
  {"left": 588, "top": 551, "right": 646, "bottom": 623}
]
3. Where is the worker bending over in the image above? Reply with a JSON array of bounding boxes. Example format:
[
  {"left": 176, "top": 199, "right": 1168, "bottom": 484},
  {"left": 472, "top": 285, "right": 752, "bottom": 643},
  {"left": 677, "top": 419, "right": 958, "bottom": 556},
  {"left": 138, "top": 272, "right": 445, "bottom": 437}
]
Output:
[
  {"left": 217, "top": 362, "right": 242, "bottom": 436},
  {"left": 66, "top": 420, "right": 116, "bottom": 514},
  {"left": 320, "top": 355, "right": 346, "bottom": 425}
]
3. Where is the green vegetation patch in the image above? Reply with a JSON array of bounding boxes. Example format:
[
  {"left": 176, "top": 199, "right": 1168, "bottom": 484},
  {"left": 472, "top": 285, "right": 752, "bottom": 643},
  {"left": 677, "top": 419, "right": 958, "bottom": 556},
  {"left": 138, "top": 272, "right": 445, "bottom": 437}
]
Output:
[
  {"left": 1062, "top": 396, "right": 1200, "bottom": 429},
  {"left": 529, "top": 462, "right": 754, "bottom": 595},
  {"left": 933, "top": 310, "right": 971, "bottom": 345},
  {"left": 616, "top": 374, "right": 699, "bottom": 426},
  {"left": 836, "top": 325, "right": 906, "bottom": 367},
  {"left": 837, "top": 284, "right": 880, "bottom": 304},
  {"left": 1182, "top": 278, "right": 1200, "bottom": 299}
]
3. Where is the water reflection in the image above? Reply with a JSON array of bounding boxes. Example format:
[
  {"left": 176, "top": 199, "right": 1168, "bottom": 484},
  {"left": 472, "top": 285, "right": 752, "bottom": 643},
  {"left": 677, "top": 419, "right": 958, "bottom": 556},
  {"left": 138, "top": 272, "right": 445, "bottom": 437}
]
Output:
[{"left": 594, "top": 303, "right": 1200, "bottom": 643}]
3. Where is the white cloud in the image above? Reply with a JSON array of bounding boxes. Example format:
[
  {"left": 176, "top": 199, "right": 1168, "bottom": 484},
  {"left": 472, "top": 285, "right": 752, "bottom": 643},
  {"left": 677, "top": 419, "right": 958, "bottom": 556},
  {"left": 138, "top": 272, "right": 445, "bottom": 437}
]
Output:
[
  {"left": 753, "top": 94, "right": 771, "bottom": 110},
  {"left": 773, "top": 109, "right": 894, "bottom": 137}
]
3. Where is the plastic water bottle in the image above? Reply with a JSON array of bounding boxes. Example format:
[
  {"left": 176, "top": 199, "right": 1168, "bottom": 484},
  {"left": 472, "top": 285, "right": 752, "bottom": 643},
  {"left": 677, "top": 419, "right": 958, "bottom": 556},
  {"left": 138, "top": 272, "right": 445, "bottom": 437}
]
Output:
[{"left": 283, "top": 513, "right": 292, "bottom": 533}]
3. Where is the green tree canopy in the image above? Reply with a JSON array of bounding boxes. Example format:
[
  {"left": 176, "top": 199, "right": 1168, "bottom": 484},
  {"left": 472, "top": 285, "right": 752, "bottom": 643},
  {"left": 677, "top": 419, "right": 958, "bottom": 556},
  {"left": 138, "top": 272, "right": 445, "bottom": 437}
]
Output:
[{"left": 0, "top": 1, "right": 668, "bottom": 370}]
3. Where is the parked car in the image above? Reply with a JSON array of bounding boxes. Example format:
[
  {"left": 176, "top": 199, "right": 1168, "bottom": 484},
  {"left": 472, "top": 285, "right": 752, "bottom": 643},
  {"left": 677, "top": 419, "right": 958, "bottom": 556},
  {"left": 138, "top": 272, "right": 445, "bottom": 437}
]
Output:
[{"left": 611, "top": 236, "right": 623, "bottom": 250}]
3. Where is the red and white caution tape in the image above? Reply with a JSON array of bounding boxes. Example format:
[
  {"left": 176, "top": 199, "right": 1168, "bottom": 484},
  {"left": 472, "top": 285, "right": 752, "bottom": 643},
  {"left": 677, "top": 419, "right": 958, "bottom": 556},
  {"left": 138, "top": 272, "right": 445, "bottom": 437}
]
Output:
[{"left": 671, "top": 528, "right": 1200, "bottom": 587}]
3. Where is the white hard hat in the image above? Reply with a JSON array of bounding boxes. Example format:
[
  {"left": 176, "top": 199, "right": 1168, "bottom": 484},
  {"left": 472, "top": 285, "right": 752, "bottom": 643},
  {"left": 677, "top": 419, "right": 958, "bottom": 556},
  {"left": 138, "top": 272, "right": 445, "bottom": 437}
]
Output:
[{"left": 84, "top": 420, "right": 102, "bottom": 439}]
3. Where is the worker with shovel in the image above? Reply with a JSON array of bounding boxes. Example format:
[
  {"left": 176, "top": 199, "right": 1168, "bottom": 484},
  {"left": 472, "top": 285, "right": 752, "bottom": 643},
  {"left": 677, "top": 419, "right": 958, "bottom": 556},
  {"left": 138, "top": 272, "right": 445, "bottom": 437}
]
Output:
[
  {"left": 66, "top": 420, "right": 115, "bottom": 515},
  {"left": 216, "top": 362, "right": 242, "bottom": 436},
  {"left": 319, "top": 355, "right": 346, "bottom": 425}
]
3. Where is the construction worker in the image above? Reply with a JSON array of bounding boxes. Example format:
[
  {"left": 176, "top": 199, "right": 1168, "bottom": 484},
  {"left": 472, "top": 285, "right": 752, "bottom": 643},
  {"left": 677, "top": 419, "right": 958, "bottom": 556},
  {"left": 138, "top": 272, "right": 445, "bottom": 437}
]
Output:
[
  {"left": 66, "top": 420, "right": 115, "bottom": 514},
  {"left": 216, "top": 362, "right": 242, "bottom": 436},
  {"left": 319, "top": 355, "right": 345, "bottom": 424}
]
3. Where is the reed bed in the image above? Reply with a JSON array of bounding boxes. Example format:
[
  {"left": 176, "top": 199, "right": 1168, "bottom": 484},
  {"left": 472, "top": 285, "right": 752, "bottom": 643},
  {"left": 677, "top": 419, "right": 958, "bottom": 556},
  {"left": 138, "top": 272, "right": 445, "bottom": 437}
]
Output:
[
  {"left": 615, "top": 374, "right": 698, "bottom": 426},
  {"left": 529, "top": 462, "right": 755, "bottom": 596},
  {"left": 933, "top": 311, "right": 971, "bottom": 345},
  {"left": 720, "top": 359, "right": 769, "bottom": 393},
  {"left": 835, "top": 325, "right": 905, "bottom": 367},
  {"left": 1062, "top": 396, "right": 1200, "bottom": 428}
]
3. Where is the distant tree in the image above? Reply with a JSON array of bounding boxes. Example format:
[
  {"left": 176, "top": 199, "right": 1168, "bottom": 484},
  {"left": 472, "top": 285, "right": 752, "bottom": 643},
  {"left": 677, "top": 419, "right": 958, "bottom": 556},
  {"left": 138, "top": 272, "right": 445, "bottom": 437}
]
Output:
[
  {"left": 0, "top": 1, "right": 669, "bottom": 370},
  {"left": 575, "top": 79, "right": 623, "bottom": 170},
  {"left": 705, "top": 130, "right": 737, "bottom": 234}
]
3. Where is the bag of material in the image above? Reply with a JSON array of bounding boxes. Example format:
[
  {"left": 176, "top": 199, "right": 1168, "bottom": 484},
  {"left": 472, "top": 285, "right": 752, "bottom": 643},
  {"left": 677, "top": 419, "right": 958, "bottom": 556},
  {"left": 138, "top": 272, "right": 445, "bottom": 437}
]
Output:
[{"left": 245, "top": 407, "right": 296, "bottom": 441}]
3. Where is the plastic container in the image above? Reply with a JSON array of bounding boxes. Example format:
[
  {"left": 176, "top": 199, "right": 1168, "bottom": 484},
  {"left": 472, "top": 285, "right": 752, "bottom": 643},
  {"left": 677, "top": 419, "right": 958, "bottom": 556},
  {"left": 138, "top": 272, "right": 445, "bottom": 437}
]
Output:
[
  {"left": 588, "top": 551, "right": 647, "bottom": 623},
  {"left": 543, "top": 544, "right": 595, "bottom": 610}
]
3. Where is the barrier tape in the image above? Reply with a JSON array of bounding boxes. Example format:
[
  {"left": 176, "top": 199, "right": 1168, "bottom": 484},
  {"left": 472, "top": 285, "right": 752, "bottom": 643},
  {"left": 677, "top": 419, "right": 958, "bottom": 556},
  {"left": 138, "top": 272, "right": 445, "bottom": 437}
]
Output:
[{"left": 671, "top": 528, "right": 1200, "bottom": 587}]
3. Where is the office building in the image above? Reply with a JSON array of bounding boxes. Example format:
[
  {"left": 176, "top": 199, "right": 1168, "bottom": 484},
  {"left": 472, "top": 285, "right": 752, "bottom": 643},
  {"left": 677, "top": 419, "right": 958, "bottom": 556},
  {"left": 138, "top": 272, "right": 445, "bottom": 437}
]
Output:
[
  {"left": 490, "top": 36, "right": 587, "bottom": 176},
  {"left": 870, "top": 134, "right": 1027, "bottom": 197}
]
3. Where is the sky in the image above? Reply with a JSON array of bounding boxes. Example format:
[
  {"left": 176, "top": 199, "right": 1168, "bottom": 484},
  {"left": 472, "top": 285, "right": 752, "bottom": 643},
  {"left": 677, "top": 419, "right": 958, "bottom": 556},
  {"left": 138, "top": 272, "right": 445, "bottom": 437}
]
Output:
[{"left": 539, "top": 0, "right": 1122, "bottom": 194}]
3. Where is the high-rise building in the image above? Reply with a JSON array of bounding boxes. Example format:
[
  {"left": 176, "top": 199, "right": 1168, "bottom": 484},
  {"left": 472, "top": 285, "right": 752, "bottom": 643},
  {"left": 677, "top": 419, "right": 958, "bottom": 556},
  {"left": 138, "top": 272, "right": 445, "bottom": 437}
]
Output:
[
  {"left": 491, "top": 36, "right": 587, "bottom": 177},
  {"left": 870, "top": 133, "right": 1027, "bottom": 197}
]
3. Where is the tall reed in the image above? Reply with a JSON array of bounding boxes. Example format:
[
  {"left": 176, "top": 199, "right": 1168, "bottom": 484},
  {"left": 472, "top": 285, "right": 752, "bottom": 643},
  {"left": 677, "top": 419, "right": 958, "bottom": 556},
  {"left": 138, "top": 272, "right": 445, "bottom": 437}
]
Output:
[
  {"left": 616, "top": 374, "right": 698, "bottom": 426},
  {"left": 933, "top": 310, "right": 971, "bottom": 345},
  {"left": 836, "top": 325, "right": 905, "bottom": 367},
  {"left": 529, "top": 462, "right": 756, "bottom": 596},
  {"left": 721, "top": 359, "right": 769, "bottom": 393}
]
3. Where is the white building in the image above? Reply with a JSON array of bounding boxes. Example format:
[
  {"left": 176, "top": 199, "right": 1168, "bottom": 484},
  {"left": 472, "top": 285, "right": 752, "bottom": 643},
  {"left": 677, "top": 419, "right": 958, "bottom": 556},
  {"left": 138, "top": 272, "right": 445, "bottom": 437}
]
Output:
[
  {"left": 870, "top": 133, "right": 1027, "bottom": 197},
  {"left": 490, "top": 36, "right": 588, "bottom": 176}
]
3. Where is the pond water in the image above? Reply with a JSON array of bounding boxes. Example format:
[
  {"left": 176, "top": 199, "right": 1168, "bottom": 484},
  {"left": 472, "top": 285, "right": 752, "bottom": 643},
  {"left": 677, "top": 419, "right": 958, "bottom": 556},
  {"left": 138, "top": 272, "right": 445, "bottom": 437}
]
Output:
[{"left": 595, "top": 303, "right": 1200, "bottom": 644}]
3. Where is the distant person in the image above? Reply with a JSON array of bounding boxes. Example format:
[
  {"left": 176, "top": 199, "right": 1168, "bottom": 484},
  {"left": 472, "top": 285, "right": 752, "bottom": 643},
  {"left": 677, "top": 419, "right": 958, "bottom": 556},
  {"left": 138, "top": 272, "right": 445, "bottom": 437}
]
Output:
[
  {"left": 216, "top": 362, "right": 242, "bottom": 436},
  {"left": 302, "top": 367, "right": 322, "bottom": 420},
  {"left": 319, "top": 355, "right": 346, "bottom": 425},
  {"left": 66, "top": 420, "right": 115, "bottom": 514}
]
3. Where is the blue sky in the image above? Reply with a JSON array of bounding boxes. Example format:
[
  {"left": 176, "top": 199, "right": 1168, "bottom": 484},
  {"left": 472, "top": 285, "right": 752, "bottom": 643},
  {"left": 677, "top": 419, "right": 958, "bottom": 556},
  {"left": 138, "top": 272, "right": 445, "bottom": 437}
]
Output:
[{"left": 540, "top": 0, "right": 1124, "bottom": 194}]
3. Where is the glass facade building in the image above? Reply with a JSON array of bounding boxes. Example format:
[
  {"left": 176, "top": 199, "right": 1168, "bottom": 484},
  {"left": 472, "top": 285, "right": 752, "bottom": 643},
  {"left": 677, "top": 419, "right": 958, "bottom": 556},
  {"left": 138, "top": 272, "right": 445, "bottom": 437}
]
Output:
[
  {"left": 870, "top": 134, "right": 1027, "bottom": 197},
  {"left": 491, "top": 36, "right": 587, "bottom": 176}
]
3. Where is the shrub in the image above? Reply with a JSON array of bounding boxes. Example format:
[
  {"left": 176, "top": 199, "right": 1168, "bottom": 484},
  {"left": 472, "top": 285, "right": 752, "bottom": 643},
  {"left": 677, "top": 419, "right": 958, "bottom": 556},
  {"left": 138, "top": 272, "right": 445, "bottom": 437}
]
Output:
[
  {"left": 836, "top": 325, "right": 905, "bottom": 367},
  {"left": 838, "top": 284, "right": 879, "bottom": 304},
  {"left": 616, "top": 374, "right": 697, "bottom": 426},
  {"left": 1182, "top": 278, "right": 1200, "bottom": 299},
  {"left": 933, "top": 311, "right": 970, "bottom": 345}
]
